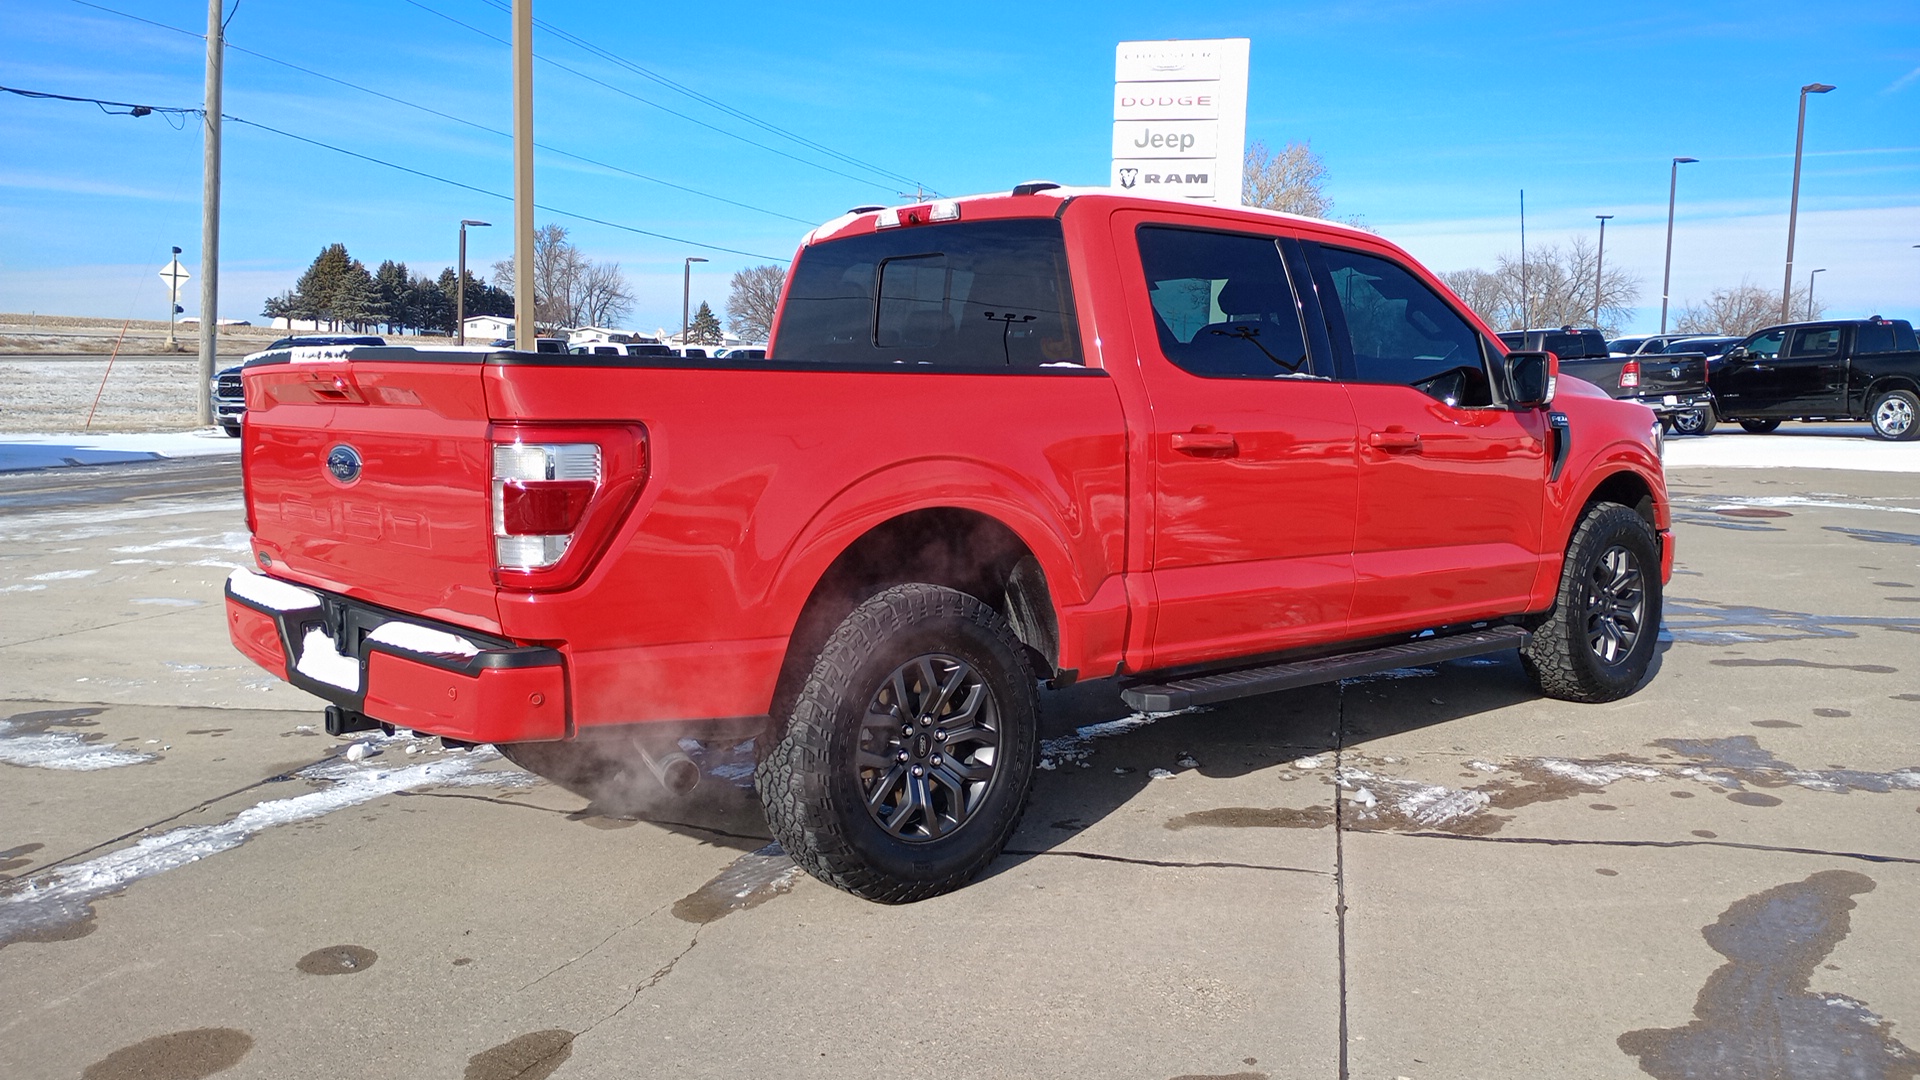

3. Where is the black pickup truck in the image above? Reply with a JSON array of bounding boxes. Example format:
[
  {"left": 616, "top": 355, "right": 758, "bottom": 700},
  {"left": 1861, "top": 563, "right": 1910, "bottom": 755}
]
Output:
[
  {"left": 1499, "top": 327, "right": 1715, "bottom": 434},
  {"left": 1709, "top": 318, "right": 1920, "bottom": 441}
]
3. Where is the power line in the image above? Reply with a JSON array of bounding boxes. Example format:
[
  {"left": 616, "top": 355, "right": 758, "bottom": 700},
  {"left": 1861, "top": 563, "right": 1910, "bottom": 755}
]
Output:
[
  {"left": 0, "top": 83, "right": 196, "bottom": 127},
  {"left": 63, "top": 0, "right": 821, "bottom": 224},
  {"left": 472, "top": 0, "right": 935, "bottom": 195},
  {"left": 398, "top": 0, "right": 907, "bottom": 195},
  {"left": 2, "top": 81, "right": 790, "bottom": 261}
]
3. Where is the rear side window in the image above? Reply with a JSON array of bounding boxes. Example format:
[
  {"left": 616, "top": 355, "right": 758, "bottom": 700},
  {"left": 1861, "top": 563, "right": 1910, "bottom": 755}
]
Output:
[
  {"left": 1311, "top": 244, "right": 1493, "bottom": 406},
  {"left": 1856, "top": 323, "right": 1899, "bottom": 354},
  {"left": 1788, "top": 327, "right": 1841, "bottom": 357},
  {"left": 774, "top": 218, "right": 1081, "bottom": 366},
  {"left": 1136, "top": 226, "right": 1312, "bottom": 378}
]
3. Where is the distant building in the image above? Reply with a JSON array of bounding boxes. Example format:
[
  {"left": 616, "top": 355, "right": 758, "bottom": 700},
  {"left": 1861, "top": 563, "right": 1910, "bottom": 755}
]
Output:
[
  {"left": 568, "top": 326, "right": 661, "bottom": 346},
  {"left": 464, "top": 315, "right": 515, "bottom": 340}
]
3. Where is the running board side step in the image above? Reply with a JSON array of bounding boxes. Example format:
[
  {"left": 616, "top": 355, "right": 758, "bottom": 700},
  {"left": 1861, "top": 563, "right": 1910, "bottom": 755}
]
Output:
[{"left": 1120, "top": 626, "right": 1531, "bottom": 712}]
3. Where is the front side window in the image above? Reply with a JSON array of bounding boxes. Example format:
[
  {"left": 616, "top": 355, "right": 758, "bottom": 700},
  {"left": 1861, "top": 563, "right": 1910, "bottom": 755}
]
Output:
[
  {"left": 1788, "top": 327, "right": 1842, "bottom": 357},
  {"left": 773, "top": 218, "right": 1081, "bottom": 366},
  {"left": 1135, "top": 226, "right": 1312, "bottom": 378},
  {"left": 1313, "top": 244, "right": 1493, "bottom": 406},
  {"left": 1745, "top": 329, "right": 1787, "bottom": 359}
]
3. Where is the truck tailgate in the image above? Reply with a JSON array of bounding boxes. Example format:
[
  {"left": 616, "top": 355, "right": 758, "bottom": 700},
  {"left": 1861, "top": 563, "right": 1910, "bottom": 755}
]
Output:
[
  {"left": 243, "top": 350, "right": 501, "bottom": 632},
  {"left": 1635, "top": 353, "right": 1707, "bottom": 396}
]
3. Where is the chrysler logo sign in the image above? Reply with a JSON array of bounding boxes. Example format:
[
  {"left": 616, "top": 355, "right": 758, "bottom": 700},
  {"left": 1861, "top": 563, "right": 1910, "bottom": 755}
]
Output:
[{"left": 326, "top": 444, "right": 363, "bottom": 485}]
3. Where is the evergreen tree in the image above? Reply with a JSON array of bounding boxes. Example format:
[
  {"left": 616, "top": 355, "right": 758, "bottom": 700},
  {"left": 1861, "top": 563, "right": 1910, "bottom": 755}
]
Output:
[
  {"left": 333, "top": 260, "right": 382, "bottom": 331},
  {"left": 292, "top": 243, "right": 353, "bottom": 328},
  {"left": 373, "top": 260, "right": 413, "bottom": 333},
  {"left": 261, "top": 291, "right": 295, "bottom": 327},
  {"left": 689, "top": 300, "right": 723, "bottom": 344}
]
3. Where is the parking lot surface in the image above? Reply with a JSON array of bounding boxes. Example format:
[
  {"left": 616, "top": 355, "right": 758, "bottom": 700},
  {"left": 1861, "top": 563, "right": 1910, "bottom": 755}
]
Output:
[{"left": 2, "top": 443, "right": 1918, "bottom": 1079}]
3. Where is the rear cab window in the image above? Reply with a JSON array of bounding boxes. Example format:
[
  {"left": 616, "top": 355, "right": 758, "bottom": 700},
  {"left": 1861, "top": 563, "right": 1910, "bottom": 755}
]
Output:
[
  {"left": 773, "top": 218, "right": 1082, "bottom": 367},
  {"left": 1135, "top": 226, "right": 1317, "bottom": 379}
]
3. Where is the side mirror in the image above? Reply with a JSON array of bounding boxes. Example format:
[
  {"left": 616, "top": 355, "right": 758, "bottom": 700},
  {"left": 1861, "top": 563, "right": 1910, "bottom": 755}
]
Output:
[
  {"left": 1506, "top": 350, "right": 1556, "bottom": 409},
  {"left": 1724, "top": 346, "right": 1748, "bottom": 361}
]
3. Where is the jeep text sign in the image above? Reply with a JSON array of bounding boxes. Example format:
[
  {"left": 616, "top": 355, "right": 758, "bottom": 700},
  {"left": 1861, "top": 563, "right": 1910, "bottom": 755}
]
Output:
[{"left": 1111, "top": 39, "right": 1248, "bottom": 206}]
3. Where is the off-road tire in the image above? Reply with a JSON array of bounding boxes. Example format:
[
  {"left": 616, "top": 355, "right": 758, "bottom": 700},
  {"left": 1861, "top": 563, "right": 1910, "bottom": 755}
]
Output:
[
  {"left": 1869, "top": 389, "right": 1920, "bottom": 442},
  {"left": 1738, "top": 419, "right": 1781, "bottom": 434},
  {"left": 757, "top": 583, "right": 1040, "bottom": 903},
  {"left": 1669, "top": 404, "right": 1716, "bottom": 437},
  {"left": 1521, "top": 502, "right": 1662, "bottom": 703}
]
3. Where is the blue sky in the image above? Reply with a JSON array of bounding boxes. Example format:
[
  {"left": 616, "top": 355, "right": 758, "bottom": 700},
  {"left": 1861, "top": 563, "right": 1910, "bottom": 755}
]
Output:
[{"left": 3, "top": 0, "right": 1916, "bottom": 334}]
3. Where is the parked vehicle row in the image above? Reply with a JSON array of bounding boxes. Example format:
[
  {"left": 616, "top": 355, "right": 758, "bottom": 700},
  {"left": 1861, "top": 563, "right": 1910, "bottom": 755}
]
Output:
[
  {"left": 1707, "top": 318, "right": 1920, "bottom": 440},
  {"left": 1500, "top": 326, "right": 1713, "bottom": 435}
]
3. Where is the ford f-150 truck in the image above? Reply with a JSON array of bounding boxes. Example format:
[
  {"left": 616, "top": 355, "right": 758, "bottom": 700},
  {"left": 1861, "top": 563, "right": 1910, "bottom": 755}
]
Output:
[
  {"left": 224, "top": 185, "right": 1672, "bottom": 902},
  {"left": 1707, "top": 317, "right": 1920, "bottom": 440}
]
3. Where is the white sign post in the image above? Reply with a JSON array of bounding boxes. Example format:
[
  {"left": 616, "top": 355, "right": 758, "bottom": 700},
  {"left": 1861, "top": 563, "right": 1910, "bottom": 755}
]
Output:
[
  {"left": 158, "top": 255, "right": 190, "bottom": 349},
  {"left": 1111, "top": 39, "right": 1250, "bottom": 207}
]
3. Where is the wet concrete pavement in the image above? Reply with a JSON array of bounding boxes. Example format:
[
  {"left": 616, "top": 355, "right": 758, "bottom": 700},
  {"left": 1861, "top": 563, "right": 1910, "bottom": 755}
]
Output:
[{"left": 2, "top": 455, "right": 1918, "bottom": 1079}]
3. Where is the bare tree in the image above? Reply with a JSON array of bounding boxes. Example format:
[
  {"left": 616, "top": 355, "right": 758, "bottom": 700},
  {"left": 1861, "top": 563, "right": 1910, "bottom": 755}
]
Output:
[
  {"left": 726, "top": 264, "right": 786, "bottom": 342},
  {"left": 491, "top": 224, "right": 632, "bottom": 330},
  {"left": 576, "top": 261, "right": 635, "bottom": 329},
  {"left": 1675, "top": 281, "right": 1823, "bottom": 336},
  {"left": 1442, "top": 237, "right": 1641, "bottom": 334},
  {"left": 1242, "top": 140, "right": 1332, "bottom": 218}
]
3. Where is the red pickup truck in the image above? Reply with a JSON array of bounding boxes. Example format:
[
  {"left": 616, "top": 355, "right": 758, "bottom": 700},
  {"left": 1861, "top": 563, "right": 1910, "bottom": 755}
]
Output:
[{"left": 225, "top": 185, "right": 1672, "bottom": 902}]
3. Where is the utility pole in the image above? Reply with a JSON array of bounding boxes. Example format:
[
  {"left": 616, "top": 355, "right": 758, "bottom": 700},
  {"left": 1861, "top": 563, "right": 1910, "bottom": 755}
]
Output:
[
  {"left": 512, "top": 0, "right": 534, "bottom": 352},
  {"left": 1593, "top": 214, "right": 1613, "bottom": 329},
  {"left": 1782, "top": 83, "right": 1835, "bottom": 323},
  {"left": 197, "top": 0, "right": 224, "bottom": 426}
]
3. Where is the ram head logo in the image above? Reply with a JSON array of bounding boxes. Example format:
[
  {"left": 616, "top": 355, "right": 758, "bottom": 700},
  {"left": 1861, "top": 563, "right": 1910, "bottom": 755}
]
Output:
[{"left": 1118, "top": 167, "right": 1139, "bottom": 190}]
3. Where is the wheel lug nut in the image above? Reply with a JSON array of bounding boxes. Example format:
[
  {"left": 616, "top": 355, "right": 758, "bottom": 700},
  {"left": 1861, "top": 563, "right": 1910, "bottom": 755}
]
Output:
[
  {"left": 897, "top": 751, "right": 910, "bottom": 763},
  {"left": 931, "top": 754, "right": 943, "bottom": 766},
  {"left": 934, "top": 730, "right": 947, "bottom": 741},
  {"left": 911, "top": 765, "right": 924, "bottom": 777},
  {"left": 902, "top": 725, "right": 915, "bottom": 736}
]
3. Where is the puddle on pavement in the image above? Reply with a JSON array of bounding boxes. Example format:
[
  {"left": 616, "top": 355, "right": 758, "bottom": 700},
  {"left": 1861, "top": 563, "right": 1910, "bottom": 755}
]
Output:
[
  {"left": 1825, "top": 525, "right": 1920, "bottom": 546},
  {"left": 1713, "top": 507, "right": 1793, "bottom": 518},
  {"left": 1167, "top": 806, "right": 1335, "bottom": 830},
  {"left": 1665, "top": 597, "right": 1920, "bottom": 647},
  {"left": 1, "top": 842, "right": 45, "bottom": 874},
  {"left": 1751, "top": 720, "right": 1802, "bottom": 729},
  {"left": 672, "top": 842, "right": 802, "bottom": 924},
  {"left": 464, "top": 1030, "right": 575, "bottom": 1080},
  {"left": 1895, "top": 693, "right": 1920, "bottom": 702},
  {"left": 1654, "top": 735, "right": 1920, "bottom": 798},
  {"left": 81, "top": 1027, "right": 253, "bottom": 1080},
  {"left": 1711, "top": 657, "right": 1898, "bottom": 674},
  {"left": 295, "top": 944, "right": 378, "bottom": 975},
  {"left": 1618, "top": 870, "right": 1918, "bottom": 1079},
  {"left": 1812, "top": 708, "right": 1851, "bottom": 717},
  {"left": 1727, "top": 791, "right": 1784, "bottom": 807},
  {"left": 1597, "top": 868, "right": 1620, "bottom": 876}
]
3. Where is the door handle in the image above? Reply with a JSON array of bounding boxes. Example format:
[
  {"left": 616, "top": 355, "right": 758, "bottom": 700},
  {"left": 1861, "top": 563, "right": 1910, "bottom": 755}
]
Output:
[
  {"left": 1367, "top": 430, "right": 1422, "bottom": 451},
  {"left": 1171, "top": 430, "right": 1239, "bottom": 455}
]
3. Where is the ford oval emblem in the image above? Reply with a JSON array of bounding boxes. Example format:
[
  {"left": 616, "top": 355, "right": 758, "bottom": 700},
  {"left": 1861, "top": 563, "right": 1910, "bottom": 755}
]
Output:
[{"left": 326, "top": 444, "right": 363, "bottom": 485}]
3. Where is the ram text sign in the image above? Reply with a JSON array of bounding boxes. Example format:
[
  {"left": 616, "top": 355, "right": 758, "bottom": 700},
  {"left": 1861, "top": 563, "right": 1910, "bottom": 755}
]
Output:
[{"left": 1111, "top": 39, "right": 1248, "bottom": 205}]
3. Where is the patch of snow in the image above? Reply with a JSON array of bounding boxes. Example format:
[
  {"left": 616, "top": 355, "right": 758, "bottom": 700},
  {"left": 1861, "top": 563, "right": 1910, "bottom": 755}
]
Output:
[
  {"left": 1339, "top": 666, "right": 1438, "bottom": 685},
  {"left": 1037, "top": 706, "right": 1203, "bottom": 768},
  {"left": 1176, "top": 754, "right": 1199, "bottom": 768},
  {"left": 1466, "top": 760, "right": 1501, "bottom": 772},
  {"left": 366, "top": 621, "right": 480, "bottom": 659},
  {"left": 113, "top": 531, "right": 251, "bottom": 555},
  {"left": 293, "top": 627, "right": 360, "bottom": 691},
  {"left": 26, "top": 569, "right": 98, "bottom": 581},
  {"left": 0, "top": 754, "right": 525, "bottom": 945},
  {"left": 1663, "top": 433, "right": 1920, "bottom": 474},
  {"left": 0, "top": 719, "right": 157, "bottom": 771},
  {"left": 1352, "top": 787, "right": 1378, "bottom": 807},
  {"left": 1293, "top": 756, "right": 1326, "bottom": 769},
  {"left": 1534, "top": 759, "right": 1662, "bottom": 787},
  {"left": 0, "top": 584, "right": 48, "bottom": 594},
  {"left": 1147, "top": 767, "right": 1176, "bottom": 780},
  {"left": 227, "top": 569, "right": 320, "bottom": 612}
]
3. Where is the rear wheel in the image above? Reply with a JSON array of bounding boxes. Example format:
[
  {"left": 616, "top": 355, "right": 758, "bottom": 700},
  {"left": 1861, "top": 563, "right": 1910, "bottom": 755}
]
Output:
[
  {"left": 757, "top": 583, "right": 1039, "bottom": 903},
  {"left": 1522, "top": 503, "right": 1662, "bottom": 703},
  {"left": 1869, "top": 390, "right": 1919, "bottom": 441},
  {"left": 1669, "top": 404, "right": 1716, "bottom": 436},
  {"left": 1738, "top": 419, "right": 1781, "bottom": 434}
]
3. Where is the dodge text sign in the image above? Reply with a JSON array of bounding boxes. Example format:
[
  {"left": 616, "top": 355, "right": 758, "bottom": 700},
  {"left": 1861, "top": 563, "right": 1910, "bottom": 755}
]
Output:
[{"left": 1111, "top": 39, "right": 1248, "bottom": 207}]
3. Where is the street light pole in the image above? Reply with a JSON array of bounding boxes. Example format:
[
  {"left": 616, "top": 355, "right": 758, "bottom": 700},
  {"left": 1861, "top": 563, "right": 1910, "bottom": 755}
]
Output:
[
  {"left": 682, "top": 256, "right": 708, "bottom": 351},
  {"left": 1660, "top": 157, "right": 1698, "bottom": 334},
  {"left": 1593, "top": 214, "right": 1613, "bottom": 329},
  {"left": 511, "top": 0, "right": 534, "bottom": 352},
  {"left": 1806, "top": 268, "right": 1826, "bottom": 320},
  {"left": 1782, "top": 82, "right": 1836, "bottom": 322},
  {"left": 457, "top": 219, "right": 490, "bottom": 345}
]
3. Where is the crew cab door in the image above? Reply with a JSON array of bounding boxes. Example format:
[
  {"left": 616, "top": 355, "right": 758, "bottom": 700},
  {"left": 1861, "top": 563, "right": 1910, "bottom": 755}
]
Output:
[
  {"left": 1296, "top": 240, "right": 1549, "bottom": 635},
  {"left": 1713, "top": 327, "right": 1790, "bottom": 415},
  {"left": 1115, "top": 214, "right": 1359, "bottom": 670},
  {"left": 1776, "top": 325, "right": 1850, "bottom": 413}
]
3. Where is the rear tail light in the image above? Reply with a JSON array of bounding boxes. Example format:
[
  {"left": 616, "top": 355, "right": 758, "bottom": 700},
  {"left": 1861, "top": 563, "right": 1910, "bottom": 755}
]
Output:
[
  {"left": 488, "top": 425, "right": 648, "bottom": 590},
  {"left": 492, "top": 442, "right": 602, "bottom": 570},
  {"left": 1620, "top": 359, "right": 1640, "bottom": 389}
]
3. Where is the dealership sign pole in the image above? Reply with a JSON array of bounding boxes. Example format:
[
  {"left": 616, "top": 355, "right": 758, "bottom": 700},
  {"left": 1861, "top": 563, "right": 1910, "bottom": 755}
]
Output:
[{"left": 1111, "top": 39, "right": 1250, "bottom": 207}]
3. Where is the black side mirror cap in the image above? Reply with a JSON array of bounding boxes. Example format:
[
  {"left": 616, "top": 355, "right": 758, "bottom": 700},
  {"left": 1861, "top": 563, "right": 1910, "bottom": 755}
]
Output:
[{"left": 1505, "top": 350, "right": 1557, "bottom": 409}]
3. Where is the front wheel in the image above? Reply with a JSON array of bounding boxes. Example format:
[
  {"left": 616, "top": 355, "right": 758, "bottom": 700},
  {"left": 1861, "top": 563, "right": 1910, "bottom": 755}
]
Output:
[
  {"left": 1522, "top": 503, "right": 1662, "bottom": 703},
  {"left": 757, "top": 583, "right": 1040, "bottom": 903},
  {"left": 1869, "top": 390, "right": 1919, "bottom": 441},
  {"left": 1668, "top": 404, "right": 1716, "bottom": 437}
]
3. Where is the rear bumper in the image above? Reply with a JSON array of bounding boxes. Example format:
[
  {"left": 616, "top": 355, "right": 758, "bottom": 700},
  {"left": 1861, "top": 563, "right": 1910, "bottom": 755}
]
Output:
[
  {"left": 1626, "top": 392, "right": 1712, "bottom": 418},
  {"left": 225, "top": 569, "right": 567, "bottom": 743}
]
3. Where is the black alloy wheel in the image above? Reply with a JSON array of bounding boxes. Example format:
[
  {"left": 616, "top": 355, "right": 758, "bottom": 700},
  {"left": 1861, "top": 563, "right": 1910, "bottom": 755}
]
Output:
[
  {"left": 857, "top": 653, "right": 1002, "bottom": 842},
  {"left": 1584, "top": 544, "right": 1647, "bottom": 666}
]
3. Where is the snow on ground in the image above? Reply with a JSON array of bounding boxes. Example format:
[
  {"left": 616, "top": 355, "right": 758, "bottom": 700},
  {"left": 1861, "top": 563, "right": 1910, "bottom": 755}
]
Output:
[
  {"left": 0, "top": 430, "right": 240, "bottom": 472},
  {"left": 1663, "top": 426, "right": 1920, "bottom": 472}
]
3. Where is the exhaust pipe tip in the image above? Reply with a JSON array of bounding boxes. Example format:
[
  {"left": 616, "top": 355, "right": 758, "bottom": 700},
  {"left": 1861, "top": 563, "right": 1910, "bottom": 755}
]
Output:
[{"left": 638, "top": 748, "right": 700, "bottom": 797}]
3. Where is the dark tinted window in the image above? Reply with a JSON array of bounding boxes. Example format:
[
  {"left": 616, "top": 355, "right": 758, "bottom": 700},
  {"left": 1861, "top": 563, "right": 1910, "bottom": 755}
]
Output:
[
  {"left": 1314, "top": 245, "right": 1492, "bottom": 405},
  {"left": 1856, "top": 323, "right": 1896, "bottom": 354},
  {"left": 1541, "top": 332, "right": 1606, "bottom": 360},
  {"left": 1788, "top": 326, "right": 1841, "bottom": 357},
  {"left": 1499, "top": 331, "right": 1527, "bottom": 349},
  {"left": 774, "top": 218, "right": 1081, "bottom": 366},
  {"left": 1135, "top": 227, "right": 1312, "bottom": 378}
]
